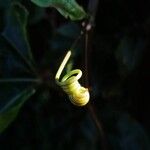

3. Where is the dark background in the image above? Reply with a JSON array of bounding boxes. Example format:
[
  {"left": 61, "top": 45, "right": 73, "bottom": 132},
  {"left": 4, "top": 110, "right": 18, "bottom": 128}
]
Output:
[{"left": 0, "top": 0, "right": 150, "bottom": 149}]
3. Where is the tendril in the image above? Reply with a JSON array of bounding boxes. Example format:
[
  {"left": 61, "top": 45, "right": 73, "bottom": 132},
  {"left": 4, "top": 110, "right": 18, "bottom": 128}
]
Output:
[{"left": 55, "top": 51, "right": 90, "bottom": 106}]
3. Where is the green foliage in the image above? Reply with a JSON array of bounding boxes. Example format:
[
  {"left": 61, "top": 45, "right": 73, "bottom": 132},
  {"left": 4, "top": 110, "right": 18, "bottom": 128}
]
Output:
[
  {"left": 2, "top": 2, "right": 33, "bottom": 62},
  {"left": 0, "top": 2, "right": 38, "bottom": 133},
  {"left": 31, "top": 0, "right": 87, "bottom": 20},
  {"left": 0, "top": 88, "right": 35, "bottom": 133}
]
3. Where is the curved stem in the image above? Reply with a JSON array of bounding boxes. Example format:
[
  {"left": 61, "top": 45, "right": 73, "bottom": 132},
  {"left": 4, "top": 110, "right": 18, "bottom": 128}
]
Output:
[{"left": 55, "top": 51, "right": 71, "bottom": 81}]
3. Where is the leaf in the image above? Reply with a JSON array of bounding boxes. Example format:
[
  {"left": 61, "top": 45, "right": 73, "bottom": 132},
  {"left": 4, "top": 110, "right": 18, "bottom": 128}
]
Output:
[
  {"left": 56, "top": 22, "right": 80, "bottom": 38},
  {"left": 116, "top": 36, "right": 145, "bottom": 77},
  {"left": 31, "top": 0, "right": 87, "bottom": 20},
  {"left": 0, "top": 2, "right": 38, "bottom": 133},
  {"left": 2, "top": 2, "right": 34, "bottom": 64},
  {"left": 0, "top": 87, "right": 36, "bottom": 133},
  {"left": 101, "top": 109, "right": 150, "bottom": 150},
  {"left": 0, "top": 36, "right": 38, "bottom": 132},
  {"left": 0, "top": 36, "right": 33, "bottom": 78}
]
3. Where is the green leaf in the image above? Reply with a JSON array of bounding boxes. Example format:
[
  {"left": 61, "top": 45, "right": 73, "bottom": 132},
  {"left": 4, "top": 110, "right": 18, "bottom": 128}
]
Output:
[
  {"left": 0, "top": 35, "right": 38, "bottom": 133},
  {"left": 0, "top": 2, "right": 38, "bottom": 132},
  {"left": 0, "top": 87, "right": 36, "bottom": 133},
  {"left": 0, "top": 36, "right": 32, "bottom": 77},
  {"left": 2, "top": 2, "right": 34, "bottom": 66},
  {"left": 31, "top": 0, "right": 87, "bottom": 20}
]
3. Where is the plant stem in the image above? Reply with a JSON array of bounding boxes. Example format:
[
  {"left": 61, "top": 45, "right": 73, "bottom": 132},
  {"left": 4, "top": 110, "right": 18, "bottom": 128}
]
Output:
[
  {"left": 88, "top": 0, "right": 99, "bottom": 25},
  {"left": 84, "top": 0, "right": 108, "bottom": 150},
  {"left": 87, "top": 103, "right": 108, "bottom": 150},
  {"left": 0, "top": 78, "right": 41, "bottom": 83}
]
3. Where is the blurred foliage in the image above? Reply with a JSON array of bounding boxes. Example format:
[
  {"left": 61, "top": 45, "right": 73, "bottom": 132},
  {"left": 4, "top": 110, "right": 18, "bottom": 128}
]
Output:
[
  {"left": 0, "top": 87, "right": 35, "bottom": 133},
  {"left": 31, "top": 0, "right": 87, "bottom": 20},
  {"left": 0, "top": 0, "right": 150, "bottom": 150},
  {"left": 0, "top": 1, "right": 37, "bottom": 134}
]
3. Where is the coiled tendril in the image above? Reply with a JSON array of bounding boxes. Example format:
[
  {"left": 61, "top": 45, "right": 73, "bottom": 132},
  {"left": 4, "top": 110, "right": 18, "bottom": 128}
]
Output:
[{"left": 55, "top": 51, "right": 90, "bottom": 106}]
